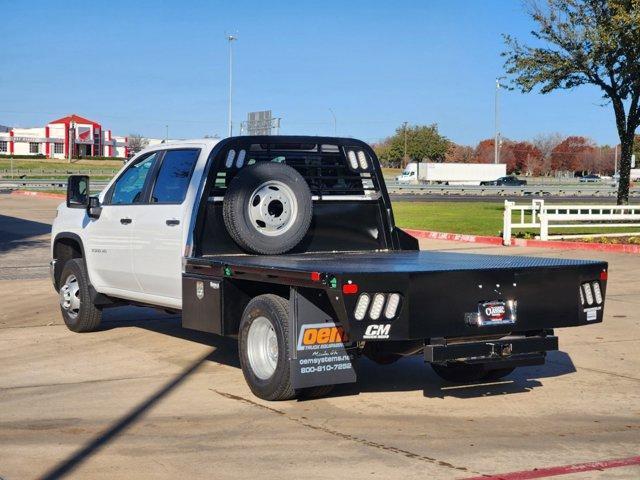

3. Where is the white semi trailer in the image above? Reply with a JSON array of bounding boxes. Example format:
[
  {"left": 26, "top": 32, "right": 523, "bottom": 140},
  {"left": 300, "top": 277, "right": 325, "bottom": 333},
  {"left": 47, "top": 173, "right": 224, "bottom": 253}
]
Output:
[{"left": 396, "top": 162, "right": 507, "bottom": 185}]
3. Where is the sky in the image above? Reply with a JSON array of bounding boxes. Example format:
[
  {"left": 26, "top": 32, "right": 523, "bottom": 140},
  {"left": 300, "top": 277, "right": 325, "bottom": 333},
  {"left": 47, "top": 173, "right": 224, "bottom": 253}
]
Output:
[{"left": 0, "top": 0, "right": 621, "bottom": 146}]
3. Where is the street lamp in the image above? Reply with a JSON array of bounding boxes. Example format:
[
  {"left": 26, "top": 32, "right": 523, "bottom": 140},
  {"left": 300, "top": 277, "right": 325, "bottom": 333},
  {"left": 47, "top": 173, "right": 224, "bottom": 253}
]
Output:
[
  {"left": 494, "top": 76, "right": 506, "bottom": 164},
  {"left": 329, "top": 108, "right": 337, "bottom": 136},
  {"left": 227, "top": 34, "right": 238, "bottom": 137}
]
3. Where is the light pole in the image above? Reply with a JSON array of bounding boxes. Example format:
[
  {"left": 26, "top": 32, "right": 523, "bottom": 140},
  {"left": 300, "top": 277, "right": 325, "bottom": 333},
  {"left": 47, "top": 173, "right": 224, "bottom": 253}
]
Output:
[
  {"left": 494, "top": 77, "right": 505, "bottom": 164},
  {"left": 227, "top": 34, "right": 237, "bottom": 137},
  {"left": 329, "top": 108, "right": 337, "bottom": 136},
  {"left": 403, "top": 121, "right": 409, "bottom": 168}
]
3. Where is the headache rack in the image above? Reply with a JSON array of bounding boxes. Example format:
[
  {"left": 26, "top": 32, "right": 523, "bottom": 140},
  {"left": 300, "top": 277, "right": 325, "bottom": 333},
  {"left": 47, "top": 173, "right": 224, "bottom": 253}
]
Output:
[{"left": 207, "top": 139, "right": 383, "bottom": 201}]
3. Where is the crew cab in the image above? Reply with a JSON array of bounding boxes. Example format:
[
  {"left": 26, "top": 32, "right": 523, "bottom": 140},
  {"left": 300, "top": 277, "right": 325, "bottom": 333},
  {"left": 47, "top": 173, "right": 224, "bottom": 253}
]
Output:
[{"left": 51, "top": 136, "right": 608, "bottom": 400}]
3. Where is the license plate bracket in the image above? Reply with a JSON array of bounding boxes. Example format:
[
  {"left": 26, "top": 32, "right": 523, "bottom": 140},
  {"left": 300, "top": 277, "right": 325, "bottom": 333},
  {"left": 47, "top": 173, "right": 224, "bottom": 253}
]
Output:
[{"left": 467, "top": 300, "right": 517, "bottom": 327}]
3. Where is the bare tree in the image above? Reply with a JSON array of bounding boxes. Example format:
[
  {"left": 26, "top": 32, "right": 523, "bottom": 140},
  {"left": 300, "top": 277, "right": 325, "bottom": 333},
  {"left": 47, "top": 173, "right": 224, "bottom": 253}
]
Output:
[
  {"left": 533, "top": 133, "right": 565, "bottom": 175},
  {"left": 127, "top": 134, "right": 149, "bottom": 154}
]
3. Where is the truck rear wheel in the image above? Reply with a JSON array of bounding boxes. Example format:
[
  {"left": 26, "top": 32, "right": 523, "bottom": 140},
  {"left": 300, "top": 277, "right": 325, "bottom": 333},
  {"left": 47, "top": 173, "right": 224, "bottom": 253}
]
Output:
[
  {"left": 59, "top": 258, "right": 102, "bottom": 333},
  {"left": 239, "top": 294, "right": 296, "bottom": 401},
  {"left": 223, "top": 162, "right": 313, "bottom": 255}
]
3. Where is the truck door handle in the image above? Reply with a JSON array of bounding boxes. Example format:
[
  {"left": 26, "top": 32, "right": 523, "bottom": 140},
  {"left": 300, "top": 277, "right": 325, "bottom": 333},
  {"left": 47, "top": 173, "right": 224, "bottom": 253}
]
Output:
[
  {"left": 120, "top": 218, "right": 132, "bottom": 225},
  {"left": 166, "top": 219, "right": 180, "bottom": 226}
]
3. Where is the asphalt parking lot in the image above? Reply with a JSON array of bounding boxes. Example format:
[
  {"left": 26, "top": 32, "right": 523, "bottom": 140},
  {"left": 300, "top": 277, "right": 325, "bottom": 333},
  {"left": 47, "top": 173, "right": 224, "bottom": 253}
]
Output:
[{"left": 1, "top": 193, "right": 639, "bottom": 480}]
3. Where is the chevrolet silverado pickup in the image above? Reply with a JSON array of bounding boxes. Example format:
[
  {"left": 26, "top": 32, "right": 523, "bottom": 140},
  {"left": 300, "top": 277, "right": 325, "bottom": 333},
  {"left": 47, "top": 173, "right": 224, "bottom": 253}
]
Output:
[{"left": 51, "top": 136, "right": 608, "bottom": 400}]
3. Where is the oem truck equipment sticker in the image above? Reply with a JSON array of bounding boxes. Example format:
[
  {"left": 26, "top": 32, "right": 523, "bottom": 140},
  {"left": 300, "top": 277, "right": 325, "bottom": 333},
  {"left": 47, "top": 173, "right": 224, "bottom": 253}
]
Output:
[{"left": 290, "top": 290, "right": 357, "bottom": 389}]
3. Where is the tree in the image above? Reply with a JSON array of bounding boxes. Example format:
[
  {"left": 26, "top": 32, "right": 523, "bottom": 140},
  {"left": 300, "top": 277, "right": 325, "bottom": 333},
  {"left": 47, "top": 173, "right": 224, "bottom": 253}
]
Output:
[
  {"left": 127, "top": 134, "right": 149, "bottom": 154},
  {"left": 474, "top": 139, "right": 498, "bottom": 164},
  {"left": 511, "top": 141, "right": 543, "bottom": 175},
  {"left": 533, "top": 133, "right": 565, "bottom": 175},
  {"left": 503, "top": 0, "right": 640, "bottom": 204},
  {"left": 445, "top": 144, "right": 475, "bottom": 163},
  {"left": 550, "top": 136, "right": 597, "bottom": 172},
  {"left": 374, "top": 124, "right": 450, "bottom": 166}
]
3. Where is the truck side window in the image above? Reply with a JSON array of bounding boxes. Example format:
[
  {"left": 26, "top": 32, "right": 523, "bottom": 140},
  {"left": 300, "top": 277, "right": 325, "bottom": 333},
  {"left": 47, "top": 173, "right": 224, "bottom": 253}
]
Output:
[
  {"left": 110, "top": 153, "right": 158, "bottom": 204},
  {"left": 151, "top": 149, "right": 200, "bottom": 204}
]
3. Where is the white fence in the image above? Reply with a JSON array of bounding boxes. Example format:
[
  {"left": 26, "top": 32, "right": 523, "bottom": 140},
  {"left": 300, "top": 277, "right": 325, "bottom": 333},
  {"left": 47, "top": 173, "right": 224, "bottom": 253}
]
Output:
[{"left": 503, "top": 200, "right": 640, "bottom": 245}]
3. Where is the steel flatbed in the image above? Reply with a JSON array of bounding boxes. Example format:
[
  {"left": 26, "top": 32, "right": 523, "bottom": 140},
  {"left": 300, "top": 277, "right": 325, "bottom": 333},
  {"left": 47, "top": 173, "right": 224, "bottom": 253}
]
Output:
[
  {"left": 184, "top": 250, "right": 607, "bottom": 341},
  {"left": 188, "top": 250, "right": 602, "bottom": 275}
]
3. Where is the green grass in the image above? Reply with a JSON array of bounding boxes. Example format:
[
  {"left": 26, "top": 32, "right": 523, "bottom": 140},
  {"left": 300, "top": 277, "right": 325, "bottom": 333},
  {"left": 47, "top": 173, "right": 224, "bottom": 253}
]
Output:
[
  {"left": 0, "top": 159, "right": 120, "bottom": 173},
  {"left": 392, "top": 201, "right": 640, "bottom": 239},
  {"left": 393, "top": 201, "right": 504, "bottom": 236}
]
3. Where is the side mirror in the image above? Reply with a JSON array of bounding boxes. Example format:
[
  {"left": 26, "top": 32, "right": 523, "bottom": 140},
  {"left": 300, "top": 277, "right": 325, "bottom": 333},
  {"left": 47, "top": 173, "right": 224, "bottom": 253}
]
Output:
[
  {"left": 88, "top": 196, "right": 102, "bottom": 219},
  {"left": 67, "top": 175, "right": 90, "bottom": 209}
]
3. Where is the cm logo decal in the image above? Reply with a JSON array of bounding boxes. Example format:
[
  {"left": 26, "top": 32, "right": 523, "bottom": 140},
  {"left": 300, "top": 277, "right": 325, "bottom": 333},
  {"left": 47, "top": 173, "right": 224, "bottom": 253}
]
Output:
[
  {"left": 363, "top": 324, "right": 391, "bottom": 339},
  {"left": 297, "top": 323, "right": 348, "bottom": 351}
]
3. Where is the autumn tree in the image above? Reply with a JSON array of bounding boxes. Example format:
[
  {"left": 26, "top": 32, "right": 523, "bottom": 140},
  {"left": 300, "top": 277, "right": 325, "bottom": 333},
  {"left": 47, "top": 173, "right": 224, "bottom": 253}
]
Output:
[
  {"left": 445, "top": 144, "right": 475, "bottom": 163},
  {"left": 550, "top": 136, "right": 597, "bottom": 172},
  {"left": 503, "top": 0, "right": 640, "bottom": 204},
  {"left": 474, "top": 139, "right": 498, "bottom": 164},
  {"left": 511, "top": 142, "right": 543, "bottom": 175}
]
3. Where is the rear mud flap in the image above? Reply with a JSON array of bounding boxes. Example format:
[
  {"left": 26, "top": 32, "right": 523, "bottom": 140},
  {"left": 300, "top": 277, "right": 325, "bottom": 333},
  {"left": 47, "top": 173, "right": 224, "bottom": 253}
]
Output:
[{"left": 289, "top": 287, "right": 358, "bottom": 389}]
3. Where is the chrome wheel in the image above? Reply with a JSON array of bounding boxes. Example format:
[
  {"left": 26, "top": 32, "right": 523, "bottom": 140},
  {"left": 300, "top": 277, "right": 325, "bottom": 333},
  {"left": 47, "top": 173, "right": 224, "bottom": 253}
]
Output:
[
  {"left": 246, "top": 316, "right": 279, "bottom": 380},
  {"left": 247, "top": 181, "right": 298, "bottom": 236},
  {"left": 59, "top": 274, "right": 80, "bottom": 318}
]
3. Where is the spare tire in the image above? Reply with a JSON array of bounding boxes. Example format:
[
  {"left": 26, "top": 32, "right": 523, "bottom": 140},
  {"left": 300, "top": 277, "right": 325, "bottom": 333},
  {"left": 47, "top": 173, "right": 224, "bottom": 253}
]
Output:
[{"left": 223, "top": 162, "right": 312, "bottom": 254}]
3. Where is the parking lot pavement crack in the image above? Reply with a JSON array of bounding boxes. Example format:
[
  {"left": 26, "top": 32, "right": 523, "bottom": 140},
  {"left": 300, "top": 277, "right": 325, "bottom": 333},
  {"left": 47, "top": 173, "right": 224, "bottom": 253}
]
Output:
[{"left": 212, "top": 389, "right": 478, "bottom": 475}]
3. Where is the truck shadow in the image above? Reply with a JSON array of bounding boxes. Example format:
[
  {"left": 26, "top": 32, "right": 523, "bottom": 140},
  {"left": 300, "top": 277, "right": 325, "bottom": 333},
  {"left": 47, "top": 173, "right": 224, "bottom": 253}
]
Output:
[
  {"left": 100, "top": 306, "right": 577, "bottom": 401},
  {"left": 337, "top": 351, "right": 576, "bottom": 400},
  {"left": 0, "top": 213, "right": 51, "bottom": 253}
]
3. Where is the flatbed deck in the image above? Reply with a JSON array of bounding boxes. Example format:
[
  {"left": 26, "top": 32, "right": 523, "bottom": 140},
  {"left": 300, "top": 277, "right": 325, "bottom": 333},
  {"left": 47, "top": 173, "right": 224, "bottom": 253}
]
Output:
[{"left": 189, "top": 250, "right": 601, "bottom": 275}]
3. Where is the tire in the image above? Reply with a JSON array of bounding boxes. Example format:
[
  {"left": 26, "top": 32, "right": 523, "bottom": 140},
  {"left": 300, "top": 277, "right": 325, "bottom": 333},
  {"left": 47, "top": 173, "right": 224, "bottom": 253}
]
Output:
[
  {"left": 238, "top": 294, "right": 296, "bottom": 401},
  {"left": 297, "top": 385, "right": 335, "bottom": 399},
  {"left": 431, "top": 363, "right": 487, "bottom": 383},
  {"left": 483, "top": 367, "right": 515, "bottom": 381},
  {"left": 223, "top": 162, "right": 313, "bottom": 255},
  {"left": 58, "top": 258, "right": 102, "bottom": 333}
]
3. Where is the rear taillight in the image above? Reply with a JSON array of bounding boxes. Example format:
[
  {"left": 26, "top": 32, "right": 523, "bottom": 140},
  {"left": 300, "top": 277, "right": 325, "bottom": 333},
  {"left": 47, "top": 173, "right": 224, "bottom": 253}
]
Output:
[
  {"left": 384, "top": 293, "right": 401, "bottom": 319},
  {"left": 354, "top": 294, "right": 370, "bottom": 321},
  {"left": 592, "top": 281, "right": 603, "bottom": 304},
  {"left": 580, "top": 281, "right": 603, "bottom": 306},
  {"left": 369, "top": 294, "right": 386, "bottom": 320},
  {"left": 582, "top": 283, "right": 594, "bottom": 305},
  {"left": 353, "top": 292, "right": 402, "bottom": 320}
]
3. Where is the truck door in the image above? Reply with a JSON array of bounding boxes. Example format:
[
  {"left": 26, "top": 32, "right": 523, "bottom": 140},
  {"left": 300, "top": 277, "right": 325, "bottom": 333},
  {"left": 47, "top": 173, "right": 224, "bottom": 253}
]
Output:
[
  {"left": 85, "top": 152, "right": 160, "bottom": 293},
  {"left": 130, "top": 148, "right": 201, "bottom": 305}
]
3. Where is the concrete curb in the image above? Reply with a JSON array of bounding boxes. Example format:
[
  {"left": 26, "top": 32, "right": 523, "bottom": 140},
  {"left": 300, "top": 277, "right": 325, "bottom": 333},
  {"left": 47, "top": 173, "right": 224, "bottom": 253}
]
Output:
[
  {"left": 10, "top": 189, "right": 66, "bottom": 199},
  {"left": 404, "top": 228, "right": 640, "bottom": 254}
]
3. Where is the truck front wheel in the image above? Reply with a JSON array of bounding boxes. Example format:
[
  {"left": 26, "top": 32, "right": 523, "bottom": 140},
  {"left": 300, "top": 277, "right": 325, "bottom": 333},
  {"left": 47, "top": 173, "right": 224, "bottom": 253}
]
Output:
[{"left": 58, "top": 258, "right": 102, "bottom": 332}]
